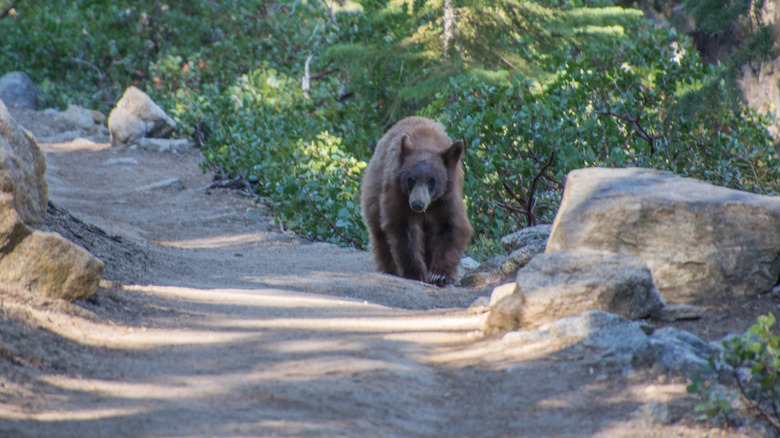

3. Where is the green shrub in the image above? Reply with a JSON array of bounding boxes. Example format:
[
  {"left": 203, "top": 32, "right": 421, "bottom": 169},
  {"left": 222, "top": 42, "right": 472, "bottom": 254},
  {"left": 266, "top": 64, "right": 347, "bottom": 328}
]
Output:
[
  {"left": 687, "top": 313, "right": 780, "bottom": 432},
  {"left": 3, "top": 0, "right": 779, "bottom": 261},
  {"left": 423, "top": 22, "right": 779, "bottom": 258}
]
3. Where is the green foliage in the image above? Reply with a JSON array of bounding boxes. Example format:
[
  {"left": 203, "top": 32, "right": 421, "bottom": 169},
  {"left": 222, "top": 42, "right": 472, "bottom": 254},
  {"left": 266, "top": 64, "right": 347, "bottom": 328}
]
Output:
[
  {"left": 2, "top": 0, "right": 779, "bottom": 259},
  {"left": 0, "top": 0, "right": 231, "bottom": 110},
  {"left": 423, "top": 21, "right": 780, "bottom": 254},
  {"left": 687, "top": 313, "right": 780, "bottom": 432},
  {"left": 185, "top": 65, "right": 369, "bottom": 247},
  {"left": 324, "top": 0, "right": 646, "bottom": 112}
]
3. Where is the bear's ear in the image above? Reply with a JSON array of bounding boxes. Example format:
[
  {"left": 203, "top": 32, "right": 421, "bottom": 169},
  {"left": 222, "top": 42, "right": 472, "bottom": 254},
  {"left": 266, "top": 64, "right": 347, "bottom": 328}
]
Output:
[
  {"left": 399, "top": 135, "right": 414, "bottom": 163},
  {"left": 441, "top": 140, "right": 463, "bottom": 168}
]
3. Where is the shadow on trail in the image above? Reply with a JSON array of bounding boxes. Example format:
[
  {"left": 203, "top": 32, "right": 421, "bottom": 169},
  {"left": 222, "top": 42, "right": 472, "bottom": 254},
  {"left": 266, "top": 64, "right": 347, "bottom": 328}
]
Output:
[{"left": 0, "top": 283, "right": 698, "bottom": 438}]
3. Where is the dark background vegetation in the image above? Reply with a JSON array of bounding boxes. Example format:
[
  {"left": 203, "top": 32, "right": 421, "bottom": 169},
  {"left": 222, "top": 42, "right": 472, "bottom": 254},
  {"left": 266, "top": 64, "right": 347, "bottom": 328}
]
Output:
[{"left": 1, "top": 0, "right": 779, "bottom": 259}]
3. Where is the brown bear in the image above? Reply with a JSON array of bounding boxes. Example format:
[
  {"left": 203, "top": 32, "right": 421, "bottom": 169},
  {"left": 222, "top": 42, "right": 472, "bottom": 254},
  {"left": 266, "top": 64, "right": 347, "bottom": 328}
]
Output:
[{"left": 361, "top": 116, "right": 473, "bottom": 286}]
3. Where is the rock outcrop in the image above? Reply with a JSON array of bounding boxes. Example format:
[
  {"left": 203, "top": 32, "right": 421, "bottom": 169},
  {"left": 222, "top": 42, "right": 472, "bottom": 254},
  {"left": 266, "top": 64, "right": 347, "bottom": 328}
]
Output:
[
  {"left": 1, "top": 192, "right": 104, "bottom": 301},
  {"left": 0, "top": 72, "right": 39, "bottom": 110},
  {"left": 108, "top": 86, "right": 176, "bottom": 147},
  {"left": 0, "top": 99, "right": 103, "bottom": 301},
  {"left": 485, "top": 249, "right": 664, "bottom": 331},
  {"left": 460, "top": 224, "right": 551, "bottom": 288},
  {"left": 0, "top": 99, "right": 47, "bottom": 225},
  {"left": 501, "top": 310, "right": 719, "bottom": 376},
  {"left": 546, "top": 167, "right": 780, "bottom": 303}
]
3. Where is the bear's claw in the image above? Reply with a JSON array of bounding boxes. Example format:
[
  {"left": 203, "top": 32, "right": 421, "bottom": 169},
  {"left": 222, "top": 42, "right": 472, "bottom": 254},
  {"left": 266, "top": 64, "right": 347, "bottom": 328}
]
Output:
[{"left": 427, "top": 273, "right": 453, "bottom": 287}]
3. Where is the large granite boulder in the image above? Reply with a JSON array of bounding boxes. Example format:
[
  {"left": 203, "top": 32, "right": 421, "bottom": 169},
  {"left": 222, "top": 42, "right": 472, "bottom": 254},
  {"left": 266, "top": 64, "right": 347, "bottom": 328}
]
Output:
[
  {"left": 485, "top": 249, "right": 664, "bottom": 332},
  {"left": 0, "top": 99, "right": 47, "bottom": 225},
  {"left": 108, "top": 86, "right": 176, "bottom": 147},
  {"left": 0, "top": 192, "right": 104, "bottom": 301},
  {"left": 546, "top": 168, "right": 780, "bottom": 303},
  {"left": 0, "top": 72, "right": 39, "bottom": 110},
  {"left": 0, "top": 100, "right": 103, "bottom": 301}
]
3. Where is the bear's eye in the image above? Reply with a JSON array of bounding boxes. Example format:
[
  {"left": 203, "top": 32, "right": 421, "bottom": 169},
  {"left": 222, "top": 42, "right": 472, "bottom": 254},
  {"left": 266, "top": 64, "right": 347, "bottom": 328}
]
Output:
[
  {"left": 428, "top": 178, "right": 436, "bottom": 191},
  {"left": 407, "top": 175, "right": 415, "bottom": 189}
]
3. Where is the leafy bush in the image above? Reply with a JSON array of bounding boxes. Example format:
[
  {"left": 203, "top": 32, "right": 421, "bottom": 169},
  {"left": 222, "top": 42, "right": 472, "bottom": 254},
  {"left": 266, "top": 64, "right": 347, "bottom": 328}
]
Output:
[
  {"left": 0, "top": 0, "right": 229, "bottom": 110},
  {"left": 3, "top": 0, "right": 779, "bottom": 261},
  {"left": 687, "top": 313, "right": 780, "bottom": 432},
  {"left": 179, "top": 64, "right": 369, "bottom": 247},
  {"left": 423, "top": 22, "right": 780, "bottom": 255}
]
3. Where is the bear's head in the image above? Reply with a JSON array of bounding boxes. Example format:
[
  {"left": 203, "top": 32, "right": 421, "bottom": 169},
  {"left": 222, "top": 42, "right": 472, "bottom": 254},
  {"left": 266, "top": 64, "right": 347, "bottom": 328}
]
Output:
[{"left": 396, "top": 134, "right": 463, "bottom": 213}]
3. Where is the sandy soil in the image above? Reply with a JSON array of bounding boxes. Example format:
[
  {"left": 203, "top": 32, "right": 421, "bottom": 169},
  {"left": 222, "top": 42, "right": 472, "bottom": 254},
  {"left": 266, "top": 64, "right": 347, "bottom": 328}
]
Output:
[{"left": 0, "top": 110, "right": 778, "bottom": 437}]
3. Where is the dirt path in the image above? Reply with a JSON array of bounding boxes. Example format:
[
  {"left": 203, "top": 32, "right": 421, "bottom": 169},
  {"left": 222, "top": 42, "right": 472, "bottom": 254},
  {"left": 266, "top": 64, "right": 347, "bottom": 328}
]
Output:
[{"left": 0, "top": 132, "right": 757, "bottom": 436}]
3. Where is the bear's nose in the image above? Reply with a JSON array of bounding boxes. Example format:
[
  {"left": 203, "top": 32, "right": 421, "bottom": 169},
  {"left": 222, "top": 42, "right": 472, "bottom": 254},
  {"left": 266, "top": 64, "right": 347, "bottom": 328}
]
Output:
[{"left": 410, "top": 200, "right": 425, "bottom": 212}]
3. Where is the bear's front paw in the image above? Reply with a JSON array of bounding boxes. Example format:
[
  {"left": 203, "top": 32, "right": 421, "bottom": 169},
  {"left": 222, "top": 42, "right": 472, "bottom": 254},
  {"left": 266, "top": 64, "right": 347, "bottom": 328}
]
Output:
[{"left": 427, "top": 272, "right": 454, "bottom": 287}]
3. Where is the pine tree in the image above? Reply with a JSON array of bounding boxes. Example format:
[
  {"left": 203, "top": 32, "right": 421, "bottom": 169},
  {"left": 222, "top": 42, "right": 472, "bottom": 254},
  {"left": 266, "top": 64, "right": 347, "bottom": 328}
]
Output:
[{"left": 324, "top": 0, "right": 645, "bottom": 112}]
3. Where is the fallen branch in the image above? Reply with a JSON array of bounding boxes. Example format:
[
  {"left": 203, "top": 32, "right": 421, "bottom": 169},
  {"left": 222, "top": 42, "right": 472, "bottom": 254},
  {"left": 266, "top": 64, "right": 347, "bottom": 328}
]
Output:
[
  {"left": 310, "top": 68, "right": 338, "bottom": 80},
  {"left": 202, "top": 178, "right": 255, "bottom": 197}
]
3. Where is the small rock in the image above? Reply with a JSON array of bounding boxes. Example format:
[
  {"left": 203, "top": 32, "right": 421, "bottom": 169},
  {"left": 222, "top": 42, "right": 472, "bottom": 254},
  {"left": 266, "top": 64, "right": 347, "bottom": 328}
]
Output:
[
  {"left": 631, "top": 400, "right": 670, "bottom": 427},
  {"left": 460, "top": 255, "right": 516, "bottom": 288},
  {"left": 486, "top": 250, "right": 664, "bottom": 332},
  {"left": 508, "top": 245, "right": 542, "bottom": 269},
  {"left": 103, "top": 157, "right": 138, "bottom": 166},
  {"left": 500, "top": 224, "right": 552, "bottom": 252},
  {"left": 57, "top": 105, "right": 106, "bottom": 132},
  {"left": 466, "top": 296, "right": 490, "bottom": 314},
  {"left": 137, "top": 138, "right": 194, "bottom": 152},
  {"left": 489, "top": 282, "right": 517, "bottom": 306},
  {"left": 108, "top": 86, "right": 176, "bottom": 147},
  {"left": 1, "top": 194, "right": 104, "bottom": 301},
  {"left": 136, "top": 178, "right": 185, "bottom": 191},
  {"left": 651, "top": 303, "right": 703, "bottom": 322},
  {"left": 457, "top": 256, "right": 481, "bottom": 280},
  {"left": 0, "top": 98, "right": 47, "bottom": 225},
  {"left": 631, "top": 327, "right": 716, "bottom": 375},
  {"left": 38, "top": 130, "right": 85, "bottom": 143},
  {"left": 0, "top": 72, "right": 39, "bottom": 110}
]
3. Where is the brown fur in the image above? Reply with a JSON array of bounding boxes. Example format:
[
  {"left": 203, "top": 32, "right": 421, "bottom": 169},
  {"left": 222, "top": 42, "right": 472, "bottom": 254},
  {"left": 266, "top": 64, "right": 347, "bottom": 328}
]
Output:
[{"left": 361, "top": 116, "right": 473, "bottom": 286}]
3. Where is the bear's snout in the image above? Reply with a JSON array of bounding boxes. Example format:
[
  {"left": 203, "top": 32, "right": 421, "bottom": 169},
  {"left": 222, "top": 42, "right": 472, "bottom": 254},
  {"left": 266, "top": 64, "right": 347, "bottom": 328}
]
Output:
[
  {"left": 410, "top": 200, "right": 426, "bottom": 212},
  {"left": 409, "top": 185, "right": 431, "bottom": 213}
]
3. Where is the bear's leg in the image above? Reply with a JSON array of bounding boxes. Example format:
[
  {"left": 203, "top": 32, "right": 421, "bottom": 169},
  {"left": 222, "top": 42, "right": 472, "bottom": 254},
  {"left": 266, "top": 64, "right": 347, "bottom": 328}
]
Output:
[
  {"left": 426, "top": 220, "right": 472, "bottom": 286},
  {"left": 369, "top": 229, "right": 397, "bottom": 275},
  {"left": 385, "top": 222, "right": 427, "bottom": 282}
]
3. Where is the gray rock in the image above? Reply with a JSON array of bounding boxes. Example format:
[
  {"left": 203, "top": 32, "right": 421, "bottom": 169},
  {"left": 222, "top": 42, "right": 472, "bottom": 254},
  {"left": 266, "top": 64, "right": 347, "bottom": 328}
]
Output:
[
  {"left": 0, "top": 99, "right": 103, "bottom": 300},
  {"left": 0, "top": 201, "right": 104, "bottom": 301},
  {"left": 0, "top": 72, "right": 39, "bottom": 110},
  {"left": 56, "top": 105, "right": 108, "bottom": 135},
  {"left": 500, "top": 310, "right": 718, "bottom": 376},
  {"left": 466, "top": 296, "right": 490, "bottom": 314},
  {"left": 651, "top": 303, "right": 703, "bottom": 322},
  {"left": 631, "top": 400, "right": 670, "bottom": 427},
  {"left": 489, "top": 282, "right": 517, "bottom": 306},
  {"left": 631, "top": 327, "right": 716, "bottom": 375},
  {"left": 460, "top": 255, "right": 518, "bottom": 288},
  {"left": 103, "top": 157, "right": 138, "bottom": 166},
  {"left": 137, "top": 137, "right": 194, "bottom": 152},
  {"left": 136, "top": 177, "right": 185, "bottom": 191},
  {"left": 501, "top": 310, "right": 650, "bottom": 364},
  {"left": 0, "top": 99, "right": 47, "bottom": 225},
  {"left": 38, "top": 130, "right": 86, "bottom": 144},
  {"left": 540, "top": 310, "right": 649, "bottom": 351},
  {"left": 108, "top": 86, "right": 176, "bottom": 147},
  {"left": 500, "top": 224, "right": 552, "bottom": 252},
  {"left": 508, "top": 245, "right": 542, "bottom": 270},
  {"left": 546, "top": 167, "right": 780, "bottom": 303},
  {"left": 485, "top": 249, "right": 664, "bottom": 332}
]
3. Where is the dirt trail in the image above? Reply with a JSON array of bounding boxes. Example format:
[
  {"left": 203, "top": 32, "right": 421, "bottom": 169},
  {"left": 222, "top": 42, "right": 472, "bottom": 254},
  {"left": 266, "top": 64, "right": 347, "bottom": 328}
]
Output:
[{"left": 0, "top": 128, "right": 755, "bottom": 437}]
